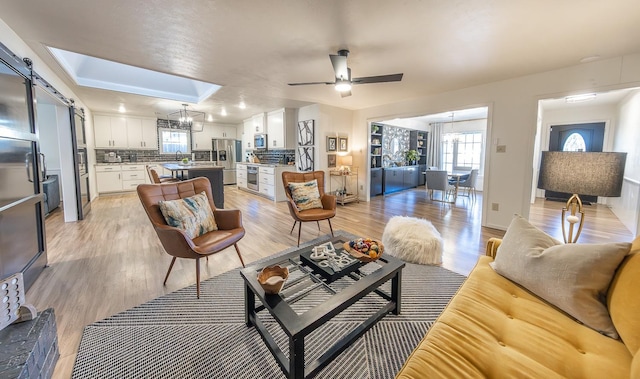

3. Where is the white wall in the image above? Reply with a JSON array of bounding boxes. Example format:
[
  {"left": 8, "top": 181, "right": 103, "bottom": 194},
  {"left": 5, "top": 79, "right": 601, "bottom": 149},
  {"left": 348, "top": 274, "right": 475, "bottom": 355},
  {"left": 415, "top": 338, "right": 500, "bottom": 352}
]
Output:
[
  {"left": 354, "top": 54, "right": 640, "bottom": 230},
  {"left": 610, "top": 90, "right": 640, "bottom": 235},
  {"left": 298, "top": 103, "right": 354, "bottom": 170}
]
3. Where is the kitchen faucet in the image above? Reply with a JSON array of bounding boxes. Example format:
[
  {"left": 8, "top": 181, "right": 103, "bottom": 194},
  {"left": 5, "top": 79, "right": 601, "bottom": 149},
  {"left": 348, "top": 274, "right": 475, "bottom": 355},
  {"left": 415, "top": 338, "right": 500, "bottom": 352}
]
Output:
[{"left": 175, "top": 150, "right": 182, "bottom": 161}]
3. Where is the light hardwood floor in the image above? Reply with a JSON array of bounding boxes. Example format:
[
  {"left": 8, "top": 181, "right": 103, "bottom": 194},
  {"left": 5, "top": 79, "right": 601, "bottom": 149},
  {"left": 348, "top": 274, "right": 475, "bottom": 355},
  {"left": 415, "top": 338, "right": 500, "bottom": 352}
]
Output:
[{"left": 32, "top": 186, "right": 634, "bottom": 378}]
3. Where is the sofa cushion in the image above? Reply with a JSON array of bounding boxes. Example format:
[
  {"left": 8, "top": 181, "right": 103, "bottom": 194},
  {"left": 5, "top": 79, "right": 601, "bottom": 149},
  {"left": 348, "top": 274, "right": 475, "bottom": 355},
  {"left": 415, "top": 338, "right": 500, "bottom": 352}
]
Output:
[
  {"left": 158, "top": 191, "right": 218, "bottom": 239},
  {"left": 396, "top": 256, "right": 632, "bottom": 378},
  {"left": 288, "top": 180, "right": 323, "bottom": 210},
  {"left": 491, "top": 215, "right": 630, "bottom": 338},
  {"left": 608, "top": 237, "right": 640, "bottom": 355}
]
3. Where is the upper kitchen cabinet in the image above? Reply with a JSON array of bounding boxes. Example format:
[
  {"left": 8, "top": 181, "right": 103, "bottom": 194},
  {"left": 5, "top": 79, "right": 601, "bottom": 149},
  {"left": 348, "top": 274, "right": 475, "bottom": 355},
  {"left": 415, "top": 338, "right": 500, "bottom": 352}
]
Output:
[
  {"left": 243, "top": 118, "right": 254, "bottom": 150},
  {"left": 192, "top": 127, "right": 212, "bottom": 150},
  {"left": 252, "top": 113, "right": 266, "bottom": 133},
  {"left": 210, "top": 125, "right": 237, "bottom": 139},
  {"left": 94, "top": 115, "right": 127, "bottom": 148},
  {"left": 126, "top": 118, "right": 158, "bottom": 150},
  {"left": 267, "top": 108, "right": 297, "bottom": 149}
]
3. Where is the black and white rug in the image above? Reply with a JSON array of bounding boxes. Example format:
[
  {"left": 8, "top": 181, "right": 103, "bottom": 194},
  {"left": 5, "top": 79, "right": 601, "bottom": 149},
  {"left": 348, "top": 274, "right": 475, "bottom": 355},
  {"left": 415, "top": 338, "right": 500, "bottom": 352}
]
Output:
[{"left": 72, "top": 231, "right": 466, "bottom": 378}]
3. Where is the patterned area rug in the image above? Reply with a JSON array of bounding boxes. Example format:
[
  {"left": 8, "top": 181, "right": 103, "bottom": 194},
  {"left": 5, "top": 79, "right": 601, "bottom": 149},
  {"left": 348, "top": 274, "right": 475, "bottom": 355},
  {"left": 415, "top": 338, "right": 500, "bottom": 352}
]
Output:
[{"left": 72, "top": 231, "right": 466, "bottom": 378}]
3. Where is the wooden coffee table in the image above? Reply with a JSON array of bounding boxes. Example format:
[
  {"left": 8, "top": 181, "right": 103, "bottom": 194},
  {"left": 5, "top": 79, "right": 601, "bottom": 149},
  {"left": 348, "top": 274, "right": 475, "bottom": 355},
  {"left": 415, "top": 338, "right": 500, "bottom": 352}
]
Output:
[{"left": 240, "top": 236, "right": 405, "bottom": 379}]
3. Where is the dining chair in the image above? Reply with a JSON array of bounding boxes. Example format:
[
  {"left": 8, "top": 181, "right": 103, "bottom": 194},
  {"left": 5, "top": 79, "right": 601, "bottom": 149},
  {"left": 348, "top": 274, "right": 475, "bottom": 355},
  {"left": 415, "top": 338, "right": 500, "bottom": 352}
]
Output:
[
  {"left": 457, "top": 169, "right": 479, "bottom": 199},
  {"left": 146, "top": 165, "right": 179, "bottom": 183},
  {"left": 282, "top": 171, "right": 337, "bottom": 246},
  {"left": 137, "top": 177, "right": 245, "bottom": 298},
  {"left": 425, "top": 170, "right": 457, "bottom": 203}
]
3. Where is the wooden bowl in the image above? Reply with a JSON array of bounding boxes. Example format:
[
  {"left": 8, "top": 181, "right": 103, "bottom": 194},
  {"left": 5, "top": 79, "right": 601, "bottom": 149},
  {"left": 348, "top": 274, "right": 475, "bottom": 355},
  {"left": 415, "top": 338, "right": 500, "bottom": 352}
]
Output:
[
  {"left": 343, "top": 239, "right": 384, "bottom": 263},
  {"left": 257, "top": 265, "right": 289, "bottom": 295}
]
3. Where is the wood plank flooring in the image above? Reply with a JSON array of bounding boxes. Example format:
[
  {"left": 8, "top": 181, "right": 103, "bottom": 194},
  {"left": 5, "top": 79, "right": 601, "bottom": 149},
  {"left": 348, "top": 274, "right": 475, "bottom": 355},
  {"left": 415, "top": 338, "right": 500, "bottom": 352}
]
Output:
[{"left": 31, "top": 186, "right": 633, "bottom": 378}]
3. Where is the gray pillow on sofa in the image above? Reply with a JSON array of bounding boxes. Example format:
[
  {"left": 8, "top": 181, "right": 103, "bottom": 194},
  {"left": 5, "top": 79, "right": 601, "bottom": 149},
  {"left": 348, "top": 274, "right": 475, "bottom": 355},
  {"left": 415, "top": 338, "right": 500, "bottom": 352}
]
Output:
[{"left": 491, "top": 214, "right": 630, "bottom": 338}]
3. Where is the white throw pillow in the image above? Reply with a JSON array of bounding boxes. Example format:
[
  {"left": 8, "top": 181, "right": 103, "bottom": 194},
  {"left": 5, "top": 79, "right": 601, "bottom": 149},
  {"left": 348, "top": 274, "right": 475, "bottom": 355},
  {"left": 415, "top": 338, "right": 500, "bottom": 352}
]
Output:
[{"left": 491, "top": 214, "right": 630, "bottom": 338}]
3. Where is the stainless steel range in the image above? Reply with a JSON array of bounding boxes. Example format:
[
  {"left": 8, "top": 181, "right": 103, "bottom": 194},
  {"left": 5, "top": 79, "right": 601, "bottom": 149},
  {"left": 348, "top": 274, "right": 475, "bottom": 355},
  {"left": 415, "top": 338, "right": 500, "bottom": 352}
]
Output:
[{"left": 247, "top": 165, "right": 259, "bottom": 191}]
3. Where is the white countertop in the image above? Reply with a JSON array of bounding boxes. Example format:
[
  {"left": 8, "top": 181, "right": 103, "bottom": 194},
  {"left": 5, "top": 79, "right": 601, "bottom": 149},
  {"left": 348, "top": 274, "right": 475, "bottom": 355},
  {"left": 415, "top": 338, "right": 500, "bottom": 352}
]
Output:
[{"left": 237, "top": 162, "right": 295, "bottom": 168}]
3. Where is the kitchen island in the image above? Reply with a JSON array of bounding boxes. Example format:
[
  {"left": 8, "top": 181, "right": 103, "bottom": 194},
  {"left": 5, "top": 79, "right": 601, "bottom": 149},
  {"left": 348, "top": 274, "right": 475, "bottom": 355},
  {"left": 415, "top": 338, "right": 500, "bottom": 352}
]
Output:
[{"left": 162, "top": 163, "right": 225, "bottom": 208}]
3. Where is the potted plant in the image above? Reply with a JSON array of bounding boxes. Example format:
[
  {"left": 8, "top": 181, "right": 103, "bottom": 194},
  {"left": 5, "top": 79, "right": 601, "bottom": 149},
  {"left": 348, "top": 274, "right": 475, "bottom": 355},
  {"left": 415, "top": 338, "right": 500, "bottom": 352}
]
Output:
[
  {"left": 405, "top": 149, "right": 419, "bottom": 165},
  {"left": 371, "top": 125, "right": 380, "bottom": 134}
]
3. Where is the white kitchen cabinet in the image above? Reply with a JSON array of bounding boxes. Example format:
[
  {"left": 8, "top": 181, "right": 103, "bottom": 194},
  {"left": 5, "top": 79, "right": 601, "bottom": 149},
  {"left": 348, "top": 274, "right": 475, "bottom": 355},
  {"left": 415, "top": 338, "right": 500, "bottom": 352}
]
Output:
[
  {"left": 140, "top": 119, "right": 158, "bottom": 149},
  {"left": 94, "top": 115, "right": 128, "bottom": 148},
  {"left": 242, "top": 119, "right": 254, "bottom": 150},
  {"left": 236, "top": 163, "right": 247, "bottom": 189},
  {"left": 121, "top": 164, "right": 147, "bottom": 189},
  {"left": 267, "top": 108, "right": 297, "bottom": 149},
  {"left": 237, "top": 165, "right": 295, "bottom": 201},
  {"left": 192, "top": 127, "right": 212, "bottom": 150},
  {"left": 210, "top": 125, "right": 237, "bottom": 139},
  {"left": 126, "top": 118, "right": 157, "bottom": 149},
  {"left": 95, "top": 165, "right": 123, "bottom": 193},
  {"left": 252, "top": 113, "right": 265, "bottom": 133},
  {"left": 96, "top": 164, "right": 148, "bottom": 193}
]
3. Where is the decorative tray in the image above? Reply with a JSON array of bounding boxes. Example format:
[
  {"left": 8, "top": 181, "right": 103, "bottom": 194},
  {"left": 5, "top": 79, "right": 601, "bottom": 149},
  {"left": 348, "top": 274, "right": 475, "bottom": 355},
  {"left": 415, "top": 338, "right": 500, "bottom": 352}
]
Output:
[
  {"left": 343, "top": 238, "right": 384, "bottom": 263},
  {"left": 299, "top": 242, "right": 362, "bottom": 282}
]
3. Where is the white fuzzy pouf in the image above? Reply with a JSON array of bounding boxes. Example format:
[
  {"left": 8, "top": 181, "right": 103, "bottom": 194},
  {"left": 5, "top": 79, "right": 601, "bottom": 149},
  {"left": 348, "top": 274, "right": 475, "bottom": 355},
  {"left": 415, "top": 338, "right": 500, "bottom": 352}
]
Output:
[{"left": 381, "top": 216, "right": 443, "bottom": 265}]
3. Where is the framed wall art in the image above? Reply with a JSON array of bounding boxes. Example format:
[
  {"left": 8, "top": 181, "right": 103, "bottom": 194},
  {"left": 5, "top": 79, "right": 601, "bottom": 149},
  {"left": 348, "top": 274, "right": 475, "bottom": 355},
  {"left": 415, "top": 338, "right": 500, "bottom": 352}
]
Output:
[
  {"left": 338, "top": 137, "right": 348, "bottom": 152},
  {"left": 328, "top": 154, "right": 337, "bottom": 168},
  {"left": 297, "top": 147, "right": 314, "bottom": 172},
  {"left": 327, "top": 136, "right": 337, "bottom": 152},
  {"left": 297, "top": 119, "right": 314, "bottom": 146}
]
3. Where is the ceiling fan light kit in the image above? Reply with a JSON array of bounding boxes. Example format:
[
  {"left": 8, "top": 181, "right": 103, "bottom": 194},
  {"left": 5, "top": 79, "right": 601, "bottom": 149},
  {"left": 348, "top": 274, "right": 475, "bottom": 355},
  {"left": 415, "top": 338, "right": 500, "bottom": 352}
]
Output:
[{"left": 289, "top": 49, "right": 403, "bottom": 97}]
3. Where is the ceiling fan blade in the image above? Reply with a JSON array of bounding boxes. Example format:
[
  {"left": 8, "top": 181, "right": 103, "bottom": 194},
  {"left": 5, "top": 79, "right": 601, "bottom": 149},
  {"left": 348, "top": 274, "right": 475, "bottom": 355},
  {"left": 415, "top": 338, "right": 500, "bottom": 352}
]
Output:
[
  {"left": 288, "top": 81, "right": 335, "bottom": 86},
  {"left": 329, "top": 54, "right": 349, "bottom": 80},
  {"left": 352, "top": 73, "right": 404, "bottom": 84},
  {"left": 340, "top": 90, "right": 352, "bottom": 98}
]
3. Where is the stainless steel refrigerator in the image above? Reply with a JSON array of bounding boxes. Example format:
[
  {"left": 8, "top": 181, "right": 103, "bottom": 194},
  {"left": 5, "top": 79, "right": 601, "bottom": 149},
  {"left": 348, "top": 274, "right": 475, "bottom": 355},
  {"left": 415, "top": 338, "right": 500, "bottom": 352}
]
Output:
[{"left": 212, "top": 139, "right": 239, "bottom": 184}]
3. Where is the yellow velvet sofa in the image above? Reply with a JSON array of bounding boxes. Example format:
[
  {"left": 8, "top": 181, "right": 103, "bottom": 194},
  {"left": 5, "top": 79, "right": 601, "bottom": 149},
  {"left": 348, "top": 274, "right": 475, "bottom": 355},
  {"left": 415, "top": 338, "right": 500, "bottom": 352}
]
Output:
[{"left": 396, "top": 236, "right": 640, "bottom": 378}]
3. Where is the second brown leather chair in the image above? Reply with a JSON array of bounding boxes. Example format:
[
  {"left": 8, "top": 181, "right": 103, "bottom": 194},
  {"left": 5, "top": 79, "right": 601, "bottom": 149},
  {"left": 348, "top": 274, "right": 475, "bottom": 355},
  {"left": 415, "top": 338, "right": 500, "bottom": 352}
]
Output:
[
  {"left": 282, "top": 171, "right": 336, "bottom": 246},
  {"left": 137, "top": 177, "right": 245, "bottom": 298}
]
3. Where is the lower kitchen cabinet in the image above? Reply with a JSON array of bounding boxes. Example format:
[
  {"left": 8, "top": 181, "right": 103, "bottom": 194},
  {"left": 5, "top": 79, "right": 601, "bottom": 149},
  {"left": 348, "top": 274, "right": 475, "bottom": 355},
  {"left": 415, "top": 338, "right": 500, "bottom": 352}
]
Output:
[
  {"left": 370, "top": 168, "right": 383, "bottom": 196},
  {"left": 382, "top": 166, "right": 420, "bottom": 195},
  {"left": 96, "top": 164, "right": 148, "bottom": 193},
  {"left": 96, "top": 168, "right": 122, "bottom": 193},
  {"left": 237, "top": 164, "right": 295, "bottom": 201}
]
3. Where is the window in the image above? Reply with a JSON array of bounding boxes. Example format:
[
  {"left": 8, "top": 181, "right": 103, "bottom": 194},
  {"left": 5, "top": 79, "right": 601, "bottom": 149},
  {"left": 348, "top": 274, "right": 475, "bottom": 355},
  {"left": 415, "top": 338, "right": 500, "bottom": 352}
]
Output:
[
  {"left": 562, "top": 133, "right": 586, "bottom": 152},
  {"left": 159, "top": 128, "right": 191, "bottom": 155},
  {"left": 442, "top": 132, "right": 483, "bottom": 173}
]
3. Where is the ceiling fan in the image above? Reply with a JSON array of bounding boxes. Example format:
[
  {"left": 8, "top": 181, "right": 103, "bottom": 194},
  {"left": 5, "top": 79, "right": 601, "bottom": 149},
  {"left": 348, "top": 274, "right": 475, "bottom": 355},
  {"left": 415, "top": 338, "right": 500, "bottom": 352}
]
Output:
[{"left": 288, "top": 49, "right": 403, "bottom": 97}]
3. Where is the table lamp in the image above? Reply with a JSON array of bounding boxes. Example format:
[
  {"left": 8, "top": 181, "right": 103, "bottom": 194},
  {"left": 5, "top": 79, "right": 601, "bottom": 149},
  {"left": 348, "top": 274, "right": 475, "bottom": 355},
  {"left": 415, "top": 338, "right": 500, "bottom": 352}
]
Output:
[
  {"left": 537, "top": 151, "right": 626, "bottom": 243},
  {"left": 338, "top": 155, "right": 353, "bottom": 174}
]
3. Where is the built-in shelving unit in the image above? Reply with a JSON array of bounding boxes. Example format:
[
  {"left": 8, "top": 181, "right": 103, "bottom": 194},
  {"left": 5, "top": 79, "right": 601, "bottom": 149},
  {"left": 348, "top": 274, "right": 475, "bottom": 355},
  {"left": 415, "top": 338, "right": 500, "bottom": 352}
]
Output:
[{"left": 370, "top": 123, "right": 383, "bottom": 168}]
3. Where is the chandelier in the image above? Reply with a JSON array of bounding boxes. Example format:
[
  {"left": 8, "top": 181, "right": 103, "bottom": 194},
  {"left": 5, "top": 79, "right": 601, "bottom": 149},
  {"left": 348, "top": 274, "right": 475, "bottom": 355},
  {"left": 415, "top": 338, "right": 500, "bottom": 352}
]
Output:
[{"left": 167, "top": 104, "right": 205, "bottom": 132}]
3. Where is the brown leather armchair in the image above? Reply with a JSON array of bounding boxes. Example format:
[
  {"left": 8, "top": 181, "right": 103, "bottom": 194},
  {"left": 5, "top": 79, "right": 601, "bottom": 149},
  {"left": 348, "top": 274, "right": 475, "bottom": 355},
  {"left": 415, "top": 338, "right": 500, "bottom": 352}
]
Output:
[
  {"left": 137, "top": 177, "right": 245, "bottom": 298},
  {"left": 282, "top": 171, "right": 336, "bottom": 246}
]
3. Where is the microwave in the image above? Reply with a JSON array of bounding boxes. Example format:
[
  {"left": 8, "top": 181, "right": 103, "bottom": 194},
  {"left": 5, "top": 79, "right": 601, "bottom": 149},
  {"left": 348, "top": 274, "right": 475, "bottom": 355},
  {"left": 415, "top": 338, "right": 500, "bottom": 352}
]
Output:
[{"left": 254, "top": 133, "right": 267, "bottom": 149}]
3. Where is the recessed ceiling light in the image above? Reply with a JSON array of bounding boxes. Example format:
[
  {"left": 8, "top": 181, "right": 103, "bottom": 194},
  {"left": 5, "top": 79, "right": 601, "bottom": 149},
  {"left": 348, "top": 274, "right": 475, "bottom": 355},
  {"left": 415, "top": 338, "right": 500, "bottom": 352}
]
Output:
[
  {"left": 118, "top": 105, "right": 126, "bottom": 113},
  {"left": 220, "top": 108, "right": 227, "bottom": 116},
  {"left": 565, "top": 93, "right": 597, "bottom": 103},
  {"left": 207, "top": 114, "right": 213, "bottom": 122},
  {"left": 239, "top": 101, "right": 246, "bottom": 109}
]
